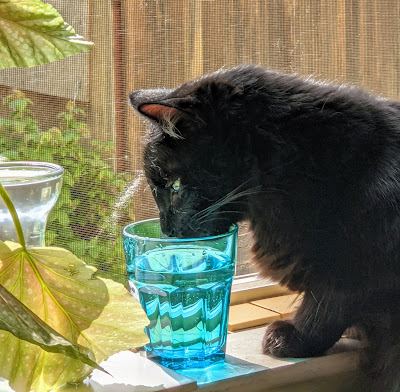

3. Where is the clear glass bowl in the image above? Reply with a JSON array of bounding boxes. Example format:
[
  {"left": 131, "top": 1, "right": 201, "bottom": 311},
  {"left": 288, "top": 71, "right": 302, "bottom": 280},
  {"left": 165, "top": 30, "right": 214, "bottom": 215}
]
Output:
[{"left": 0, "top": 161, "right": 64, "bottom": 247}]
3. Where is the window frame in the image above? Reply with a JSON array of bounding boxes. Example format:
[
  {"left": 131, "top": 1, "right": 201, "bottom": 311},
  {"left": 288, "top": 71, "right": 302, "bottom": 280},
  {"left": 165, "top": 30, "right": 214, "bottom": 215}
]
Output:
[{"left": 231, "top": 273, "right": 290, "bottom": 305}]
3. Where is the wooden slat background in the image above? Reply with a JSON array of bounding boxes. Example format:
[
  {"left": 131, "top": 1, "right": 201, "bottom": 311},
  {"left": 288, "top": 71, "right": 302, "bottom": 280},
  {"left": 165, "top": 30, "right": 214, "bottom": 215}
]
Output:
[
  {"left": 122, "top": 0, "right": 400, "bottom": 274},
  {"left": 1, "top": 0, "right": 400, "bottom": 275}
]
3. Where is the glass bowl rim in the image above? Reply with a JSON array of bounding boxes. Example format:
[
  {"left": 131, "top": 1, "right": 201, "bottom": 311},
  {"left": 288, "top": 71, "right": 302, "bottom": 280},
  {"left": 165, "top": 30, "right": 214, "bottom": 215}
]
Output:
[
  {"left": 0, "top": 161, "right": 64, "bottom": 183},
  {"left": 123, "top": 217, "right": 238, "bottom": 243}
]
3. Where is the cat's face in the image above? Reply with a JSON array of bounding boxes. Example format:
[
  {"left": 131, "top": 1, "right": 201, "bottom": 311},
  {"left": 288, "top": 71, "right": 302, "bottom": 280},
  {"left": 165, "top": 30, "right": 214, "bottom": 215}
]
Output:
[{"left": 129, "top": 70, "right": 254, "bottom": 237}]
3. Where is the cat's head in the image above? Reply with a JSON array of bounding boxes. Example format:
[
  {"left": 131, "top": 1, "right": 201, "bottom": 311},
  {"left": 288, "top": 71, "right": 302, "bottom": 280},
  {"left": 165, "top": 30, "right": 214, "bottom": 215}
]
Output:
[{"left": 129, "top": 66, "right": 266, "bottom": 237}]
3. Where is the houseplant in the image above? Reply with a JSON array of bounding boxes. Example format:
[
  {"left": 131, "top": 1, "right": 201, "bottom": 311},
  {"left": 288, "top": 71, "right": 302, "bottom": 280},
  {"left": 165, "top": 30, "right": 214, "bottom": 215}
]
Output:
[
  {"left": 0, "top": 90, "right": 134, "bottom": 281},
  {"left": 0, "top": 1, "right": 148, "bottom": 391}
]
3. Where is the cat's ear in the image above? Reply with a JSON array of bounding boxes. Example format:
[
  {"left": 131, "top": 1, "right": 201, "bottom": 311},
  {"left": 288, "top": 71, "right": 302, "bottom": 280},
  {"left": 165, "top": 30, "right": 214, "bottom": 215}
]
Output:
[
  {"left": 129, "top": 89, "right": 181, "bottom": 122},
  {"left": 129, "top": 89, "right": 189, "bottom": 139},
  {"left": 138, "top": 103, "right": 180, "bottom": 122},
  {"left": 140, "top": 103, "right": 184, "bottom": 139}
]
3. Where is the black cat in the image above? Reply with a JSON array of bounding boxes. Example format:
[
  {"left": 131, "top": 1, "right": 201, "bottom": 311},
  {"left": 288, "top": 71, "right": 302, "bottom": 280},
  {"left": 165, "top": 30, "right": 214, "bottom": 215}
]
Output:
[{"left": 129, "top": 65, "right": 400, "bottom": 391}]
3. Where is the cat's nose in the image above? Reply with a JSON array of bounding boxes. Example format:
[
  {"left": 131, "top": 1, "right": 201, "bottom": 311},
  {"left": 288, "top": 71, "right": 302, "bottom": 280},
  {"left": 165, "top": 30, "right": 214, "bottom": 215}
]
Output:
[
  {"left": 162, "top": 227, "right": 176, "bottom": 237},
  {"left": 129, "top": 88, "right": 173, "bottom": 109},
  {"left": 159, "top": 215, "right": 176, "bottom": 237},
  {"left": 129, "top": 90, "right": 146, "bottom": 109}
]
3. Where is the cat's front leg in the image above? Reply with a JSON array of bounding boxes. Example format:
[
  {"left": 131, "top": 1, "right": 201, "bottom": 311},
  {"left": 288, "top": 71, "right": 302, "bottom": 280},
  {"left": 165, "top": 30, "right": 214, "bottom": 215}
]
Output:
[{"left": 262, "top": 290, "right": 351, "bottom": 357}]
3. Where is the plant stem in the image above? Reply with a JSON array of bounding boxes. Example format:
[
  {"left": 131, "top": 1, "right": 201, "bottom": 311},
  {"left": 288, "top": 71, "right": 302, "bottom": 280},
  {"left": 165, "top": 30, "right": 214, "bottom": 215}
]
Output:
[{"left": 0, "top": 183, "right": 26, "bottom": 249}]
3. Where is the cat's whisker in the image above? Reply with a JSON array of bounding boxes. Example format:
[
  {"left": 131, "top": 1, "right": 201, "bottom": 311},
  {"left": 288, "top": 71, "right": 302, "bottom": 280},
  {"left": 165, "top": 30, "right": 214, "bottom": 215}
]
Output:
[
  {"left": 204, "top": 186, "right": 288, "bottom": 217},
  {"left": 191, "top": 185, "right": 284, "bottom": 228},
  {"left": 196, "top": 210, "right": 239, "bottom": 222},
  {"left": 187, "top": 221, "right": 198, "bottom": 233},
  {"left": 199, "top": 217, "right": 231, "bottom": 225},
  {"left": 191, "top": 179, "right": 254, "bottom": 217},
  {"left": 195, "top": 186, "right": 262, "bottom": 220},
  {"left": 192, "top": 186, "right": 286, "bottom": 229},
  {"left": 192, "top": 184, "right": 260, "bottom": 218},
  {"left": 197, "top": 214, "right": 238, "bottom": 226}
]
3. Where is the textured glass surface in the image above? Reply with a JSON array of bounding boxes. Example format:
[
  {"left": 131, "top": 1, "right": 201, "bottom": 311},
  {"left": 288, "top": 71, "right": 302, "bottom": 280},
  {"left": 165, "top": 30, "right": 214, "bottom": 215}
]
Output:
[
  {"left": 123, "top": 218, "right": 238, "bottom": 369},
  {"left": 0, "top": 162, "right": 64, "bottom": 247}
]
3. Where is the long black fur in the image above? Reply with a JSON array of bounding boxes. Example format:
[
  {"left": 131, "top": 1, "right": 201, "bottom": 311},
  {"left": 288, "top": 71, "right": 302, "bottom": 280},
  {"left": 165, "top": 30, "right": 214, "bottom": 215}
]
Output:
[{"left": 129, "top": 65, "right": 400, "bottom": 391}]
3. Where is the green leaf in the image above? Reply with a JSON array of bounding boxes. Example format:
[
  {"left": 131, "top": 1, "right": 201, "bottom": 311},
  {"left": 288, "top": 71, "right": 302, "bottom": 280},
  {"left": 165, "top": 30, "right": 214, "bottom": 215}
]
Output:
[
  {"left": 5, "top": 150, "right": 20, "bottom": 160},
  {"left": 57, "top": 210, "right": 70, "bottom": 225},
  {"left": 0, "top": 284, "right": 100, "bottom": 369},
  {"left": 7, "top": 98, "right": 31, "bottom": 113},
  {"left": 63, "top": 172, "right": 75, "bottom": 186},
  {"left": 69, "top": 239, "right": 87, "bottom": 258},
  {"left": 88, "top": 243, "right": 100, "bottom": 259},
  {"left": 0, "top": 0, "right": 93, "bottom": 70},
  {"left": 0, "top": 241, "right": 149, "bottom": 392},
  {"left": 44, "top": 229, "right": 57, "bottom": 244}
]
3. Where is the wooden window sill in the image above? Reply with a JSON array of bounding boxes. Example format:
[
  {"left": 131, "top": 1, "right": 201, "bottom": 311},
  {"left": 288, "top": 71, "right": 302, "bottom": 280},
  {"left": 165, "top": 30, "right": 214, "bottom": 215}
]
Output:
[
  {"left": 228, "top": 293, "right": 302, "bottom": 331},
  {"left": 54, "top": 293, "right": 363, "bottom": 392},
  {"left": 0, "top": 292, "right": 362, "bottom": 392},
  {"left": 230, "top": 274, "right": 292, "bottom": 306},
  {"left": 57, "top": 325, "right": 363, "bottom": 392}
]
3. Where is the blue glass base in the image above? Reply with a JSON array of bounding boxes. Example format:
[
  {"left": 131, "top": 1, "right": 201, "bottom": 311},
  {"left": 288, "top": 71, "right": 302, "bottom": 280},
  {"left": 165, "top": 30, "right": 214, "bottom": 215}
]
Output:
[
  {"left": 145, "top": 345, "right": 226, "bottom": 370},
  {"left": 160, "top": 352, "right": 225, "bottom": 370}
]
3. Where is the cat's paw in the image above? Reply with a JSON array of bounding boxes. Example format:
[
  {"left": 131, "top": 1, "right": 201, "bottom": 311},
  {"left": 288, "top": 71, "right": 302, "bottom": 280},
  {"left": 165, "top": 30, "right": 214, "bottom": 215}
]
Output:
[
  {"left": 263, "top": 320, "right": 340, "bottom": 358},
  {"left": 263, "top": 320, "right": 330, "bottom": 357},
  {"left": 262, "top": 320, "right": 305, "bottom": 357}
]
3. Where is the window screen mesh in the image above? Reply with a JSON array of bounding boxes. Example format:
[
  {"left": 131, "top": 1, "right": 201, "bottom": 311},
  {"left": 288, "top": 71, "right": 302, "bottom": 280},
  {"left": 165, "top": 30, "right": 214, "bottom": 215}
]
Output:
[{"left": 1, "top": 0, "right": 399, "bottom": 282}]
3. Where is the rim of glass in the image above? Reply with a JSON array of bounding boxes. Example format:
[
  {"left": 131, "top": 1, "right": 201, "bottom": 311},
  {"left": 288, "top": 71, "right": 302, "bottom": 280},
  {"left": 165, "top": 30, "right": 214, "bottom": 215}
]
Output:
[
  {"left": 123, "top": 217, "right": 238, "bottom": 242},
  {"left": 0, "top": 161, "right": 64, "bottom": 182}
]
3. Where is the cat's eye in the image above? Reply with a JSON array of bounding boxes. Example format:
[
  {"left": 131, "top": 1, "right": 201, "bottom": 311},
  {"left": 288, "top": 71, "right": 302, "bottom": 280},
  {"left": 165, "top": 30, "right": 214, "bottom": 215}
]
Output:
[{"left": 172, "top": 178, "right": 180, "bottom": 192}]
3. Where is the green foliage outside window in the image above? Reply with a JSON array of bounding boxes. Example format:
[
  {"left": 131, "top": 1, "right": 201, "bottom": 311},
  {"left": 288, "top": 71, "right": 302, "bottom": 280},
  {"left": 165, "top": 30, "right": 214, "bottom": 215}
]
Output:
[{"left": 0, "top": 91, "right": 134, "bottom": 282}]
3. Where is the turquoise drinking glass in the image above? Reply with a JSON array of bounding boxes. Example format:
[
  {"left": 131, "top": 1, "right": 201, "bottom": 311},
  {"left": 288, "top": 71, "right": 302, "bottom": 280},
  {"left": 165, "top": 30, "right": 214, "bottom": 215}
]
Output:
[{"left": 122, "top": 218, "right": 238, "bottom": 370}]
